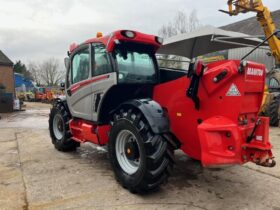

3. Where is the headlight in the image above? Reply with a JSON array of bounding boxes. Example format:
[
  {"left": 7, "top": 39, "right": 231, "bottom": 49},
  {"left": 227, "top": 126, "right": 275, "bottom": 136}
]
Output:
[
  {"left": 155, "top": 36, "right": 163, "bottom": 44},
  {"left": 121, "top": 30, "right": 135, "bottom": 38}
]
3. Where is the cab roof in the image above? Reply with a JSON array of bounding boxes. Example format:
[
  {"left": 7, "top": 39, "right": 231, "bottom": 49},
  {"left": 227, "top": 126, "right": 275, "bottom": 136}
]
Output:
[{"left": 68, "top": 30, "right": 161, "bottom": 55}]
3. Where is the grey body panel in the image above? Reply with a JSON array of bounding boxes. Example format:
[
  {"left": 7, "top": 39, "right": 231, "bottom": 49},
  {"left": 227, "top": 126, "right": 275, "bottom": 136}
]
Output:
[
  {"left": 67, "top": 72, "right": 117, "bottom": 121},
  {"left": 92, "top": 72, "right": 117, "bottom": 121},
  {"left": 66, "top": 80, "right": 94, "bottom": 121}
]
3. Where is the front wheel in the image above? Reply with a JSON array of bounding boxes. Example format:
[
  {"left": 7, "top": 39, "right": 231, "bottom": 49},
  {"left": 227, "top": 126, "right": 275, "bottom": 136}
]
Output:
[
  {"left": 49, "top": 103, "right": 80, "bottom": 151},
  {"left": 108, "top": 108, "right": 175, "bottom": 193}
]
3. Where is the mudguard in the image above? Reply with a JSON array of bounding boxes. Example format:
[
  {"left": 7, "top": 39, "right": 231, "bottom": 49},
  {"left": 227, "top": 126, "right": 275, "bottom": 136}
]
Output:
[{"left": 116, "top": 99, "right": 169, "bottom": 134}]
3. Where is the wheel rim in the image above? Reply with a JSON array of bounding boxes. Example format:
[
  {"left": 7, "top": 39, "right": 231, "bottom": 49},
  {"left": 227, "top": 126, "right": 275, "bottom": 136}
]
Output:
[
  {"left": 115, "top": 130, "right": 141, "bottom": 175},
  {"left": 53, "top": 114, "right": 64, "bottom": 140}
]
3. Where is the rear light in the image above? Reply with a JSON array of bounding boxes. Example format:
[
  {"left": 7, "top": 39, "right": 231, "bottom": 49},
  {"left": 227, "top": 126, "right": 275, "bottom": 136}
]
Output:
[
  {"left": 121, "top": 30, "right": 135, "bottom": 38},
  {"left": 238, "top": 114, "right": 248, "bottom": 125},
  {"left": 155, "top": 36, "right": 163, "bottom": 44}
]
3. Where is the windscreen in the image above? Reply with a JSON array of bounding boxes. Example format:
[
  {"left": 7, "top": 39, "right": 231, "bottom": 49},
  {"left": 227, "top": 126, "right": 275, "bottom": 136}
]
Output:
[{"left": 113, "top": 42, "right": 157, "bottom": 83}]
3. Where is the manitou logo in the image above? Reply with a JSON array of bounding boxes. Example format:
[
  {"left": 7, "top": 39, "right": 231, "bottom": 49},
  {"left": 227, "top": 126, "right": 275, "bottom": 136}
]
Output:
[{"left": 247, "top": 68, "right": 263, "bottom": 76}]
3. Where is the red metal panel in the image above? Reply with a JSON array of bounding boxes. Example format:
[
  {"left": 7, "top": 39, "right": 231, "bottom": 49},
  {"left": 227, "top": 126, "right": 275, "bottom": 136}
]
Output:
[
  {"left": 70, "top": 30, "right": 160, "bottom": 54},
  {"left": 153, "top": 60, "right": 274, "bottom": 167},
  {"left": 69, "top": 119, "right": 111, "bottom": 145},
  {"left": 197, "top": 116, "right": 243, "bottom": 166}
]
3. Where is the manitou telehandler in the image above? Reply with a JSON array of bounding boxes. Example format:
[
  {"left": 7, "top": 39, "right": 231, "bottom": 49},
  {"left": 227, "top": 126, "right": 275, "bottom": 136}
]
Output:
[
  {"left": 49, "top": 30, "right": 275, "bottom": 193},
  {"left": 220, "top": 0, "right": 280, "bottom": 127}
]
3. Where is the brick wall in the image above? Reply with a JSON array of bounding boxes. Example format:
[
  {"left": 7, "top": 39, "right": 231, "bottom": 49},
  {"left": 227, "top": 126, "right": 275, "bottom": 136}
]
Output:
[{"left": 0, "top": 66, "right": 15, "bottom": 97}]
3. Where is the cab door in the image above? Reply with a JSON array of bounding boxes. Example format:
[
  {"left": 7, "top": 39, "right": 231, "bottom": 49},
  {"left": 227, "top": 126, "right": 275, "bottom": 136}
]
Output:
[
  {"left": 66, "top": 44, "right": 93, "bottom": 121},
  {"left": 66, "top": 43, "right": 117, "bottom": 122},
  {"left": 91, "top": 43, "right": 117, "bottom": 122}
]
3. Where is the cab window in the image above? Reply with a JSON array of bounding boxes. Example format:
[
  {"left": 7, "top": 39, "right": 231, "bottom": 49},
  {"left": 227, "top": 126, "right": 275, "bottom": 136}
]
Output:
[
  {"left": 92, "top": 44, "right": 112, "bottom": 76},
  {"left": 72, "top": 48, "right": 90, "bottom": 84},
  {"left": 113, "top": 42, "right": 157, "bottom": 83}
]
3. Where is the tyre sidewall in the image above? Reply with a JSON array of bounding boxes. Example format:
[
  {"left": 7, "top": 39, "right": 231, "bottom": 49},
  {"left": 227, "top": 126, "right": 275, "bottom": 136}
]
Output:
[
  {"left": 49, "top": 106, "right": 75, "bottom": 150},
  {"left": 109, "top": 119, "right": 147, "bottom": 188}
]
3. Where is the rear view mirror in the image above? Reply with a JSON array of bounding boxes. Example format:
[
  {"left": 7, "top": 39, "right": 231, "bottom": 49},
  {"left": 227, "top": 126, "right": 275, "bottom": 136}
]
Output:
[
  {"left": 60, "top": 82, "right": 65, "bottom": 90},
  {"left": 194, "top": 60, "right": 204, "bottom": 77},
  {"left": 64, "top": 57, "right": 70, "bottom": 70},
  {"left": 187, "top": 60, "right": 205, "bottom": 78}
]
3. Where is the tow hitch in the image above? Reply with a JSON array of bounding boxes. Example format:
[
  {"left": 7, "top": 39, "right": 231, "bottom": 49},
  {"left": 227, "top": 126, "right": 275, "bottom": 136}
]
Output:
[
  {"left": 245, "top": 148, "right": 276, "bottom": 167},
  {"left": 243, "top": 117, "right": 276, "bottom": 167}
]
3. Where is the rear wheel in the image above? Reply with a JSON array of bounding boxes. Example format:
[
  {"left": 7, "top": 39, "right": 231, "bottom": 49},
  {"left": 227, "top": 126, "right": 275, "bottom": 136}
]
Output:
[
  {"left": 108, "top": 108, "right": 175, "bottom": 193},
  {"left": 269, "top": 94, "right": 280, "bottom": 126},
  {"left": 49, "top": 103, "right": 80, "bottom": 151}
]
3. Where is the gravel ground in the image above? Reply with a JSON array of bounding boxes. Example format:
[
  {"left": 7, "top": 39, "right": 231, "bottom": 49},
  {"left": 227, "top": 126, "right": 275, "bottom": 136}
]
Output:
[{"left": 0, "top": 102, "right": 280, "bottom": 210}]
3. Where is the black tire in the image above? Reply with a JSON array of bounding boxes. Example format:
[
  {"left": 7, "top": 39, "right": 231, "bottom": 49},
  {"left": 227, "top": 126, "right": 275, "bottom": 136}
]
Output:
[
  {"left": 49, "top": 103, "right": 80, "bottom": 151},
  {"left": 108, "top": 108, "right": 175, "bottom": 193},
  {"left": 269, "top": 94, "right": 280, "bottom": 126}
]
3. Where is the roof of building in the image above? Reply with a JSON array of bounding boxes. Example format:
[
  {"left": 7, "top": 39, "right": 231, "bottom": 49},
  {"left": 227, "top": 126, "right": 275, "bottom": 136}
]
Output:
[
  {"left": 0, "top": 50, "right": 13, "bottom": 66},
  {"left": 220, "top": 9, "right": 280, "bottom": 35}
]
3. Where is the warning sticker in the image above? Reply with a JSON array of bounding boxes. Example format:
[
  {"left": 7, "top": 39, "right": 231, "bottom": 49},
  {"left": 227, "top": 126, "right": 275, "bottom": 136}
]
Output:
[
  {"left": 256, "top": 136, "right": 263, "bottom": 141},
  {"left": 226, "top": 84, "right": 241, "bottom": 96}
]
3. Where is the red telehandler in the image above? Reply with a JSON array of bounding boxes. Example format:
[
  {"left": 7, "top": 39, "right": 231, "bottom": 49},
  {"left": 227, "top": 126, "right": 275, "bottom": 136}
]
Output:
[{"left": 49, "top": 30, "right": 275, "bottom": 193}]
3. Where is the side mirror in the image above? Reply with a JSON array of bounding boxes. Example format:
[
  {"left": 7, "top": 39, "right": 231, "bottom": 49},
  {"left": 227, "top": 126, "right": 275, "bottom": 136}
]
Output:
[
  {"left": 60, "top": 82, "right": 65, "bottom": 90},
  {"left": 64, "top": 57, "right": 70, "bottom": 70},
  {"left": 187, "top": 60, "right": 205, "bottom": 78},
  {"left": 194, "top": 60, "right": 204, "bottom": 77}
]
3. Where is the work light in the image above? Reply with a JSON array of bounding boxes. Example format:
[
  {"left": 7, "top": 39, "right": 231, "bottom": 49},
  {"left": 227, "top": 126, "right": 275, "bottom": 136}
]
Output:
[{"left": 121, "top": 30, "right": 135, "bottom": 38}]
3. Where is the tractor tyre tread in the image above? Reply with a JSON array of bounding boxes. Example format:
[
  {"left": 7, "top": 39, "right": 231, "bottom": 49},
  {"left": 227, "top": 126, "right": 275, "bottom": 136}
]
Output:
[
  {"left": 108, "top": 108, "right": 175, "bottom": 194},
  {"left": 269, "top": 94, "right": 280, "bottom": 127},
  {"left": 49, "top": 103, "right": 80, "bottom": 151}
]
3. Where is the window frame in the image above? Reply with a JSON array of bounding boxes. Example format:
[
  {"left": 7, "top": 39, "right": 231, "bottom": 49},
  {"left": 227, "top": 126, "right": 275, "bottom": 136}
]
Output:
[
  {"left": 68, "top": 44, "right": 91, "bottom": 86},
  {"left": 91, "top": 43, "right": 113, "bottom": 77}
]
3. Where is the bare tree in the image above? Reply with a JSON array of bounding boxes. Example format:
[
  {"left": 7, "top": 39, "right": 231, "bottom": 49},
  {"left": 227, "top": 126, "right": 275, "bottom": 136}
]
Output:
[
  {"left": 158, "top": 9, "right": 201, "bottom": 69},
  {"left": 158, "top": 9, "right": 201, "bottom": 39},
  {"left": 174, "top": 11, "right": 188, "bottom": 34},
  {"left": 158, "top": 22, "right": 177, "bottom": 39},
  {"left": 189, "top": 9, "right": 200, "bottom": 33},
  {"left": 28, "top": 62, "right": 41, "bottom": 86},
  {"left": 39, "top": 58, "right": 64, "bottom": 86}
]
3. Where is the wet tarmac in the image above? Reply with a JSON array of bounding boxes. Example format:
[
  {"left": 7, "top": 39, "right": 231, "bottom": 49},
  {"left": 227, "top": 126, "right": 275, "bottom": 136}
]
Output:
[
  {"left": 0, "top": 102, "right": 280, "bottom": 210},
  {"left": 0, "top": 109, "right": 49, "bottom": 129}
]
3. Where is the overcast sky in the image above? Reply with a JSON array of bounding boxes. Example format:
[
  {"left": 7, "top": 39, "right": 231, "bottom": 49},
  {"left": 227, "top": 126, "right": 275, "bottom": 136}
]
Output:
[{"left": 0, "top": 0, "right": 279, "bottom": 66}]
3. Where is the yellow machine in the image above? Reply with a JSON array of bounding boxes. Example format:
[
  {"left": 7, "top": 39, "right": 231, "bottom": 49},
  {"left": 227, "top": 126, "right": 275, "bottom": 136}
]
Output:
[{"left": 221, "top": 0, "right": 280, "bottom": 126}]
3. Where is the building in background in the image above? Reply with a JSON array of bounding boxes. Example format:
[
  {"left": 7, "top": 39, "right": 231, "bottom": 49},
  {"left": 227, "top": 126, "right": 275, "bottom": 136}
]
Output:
[
  {"left": 0, "top": 50, "right": 14, "bottom": 112},
  {"left": 220, "top": 10, "right": 280, "bottom": 36},
  {"left": 220, "top": 9, "right": 280, "bottom": 71},
  {"left": 0, "top": 50, "right": 14, "bottom": 96},
  {"left": 199, "top": 10, "right": 279, "bottom": 71}
]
